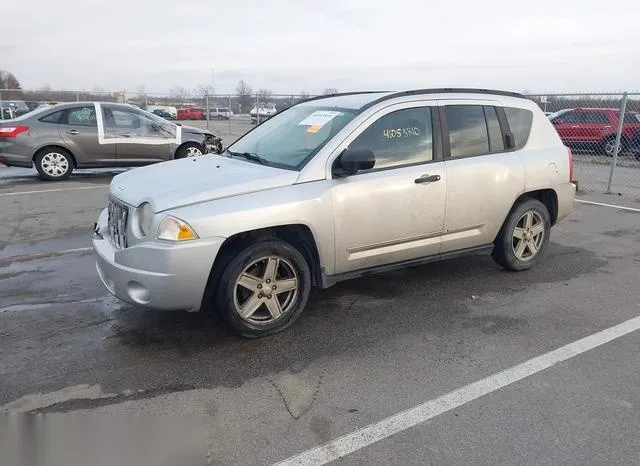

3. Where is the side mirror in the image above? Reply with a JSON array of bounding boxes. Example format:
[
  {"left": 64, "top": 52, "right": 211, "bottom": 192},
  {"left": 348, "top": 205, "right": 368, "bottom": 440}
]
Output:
[{"left": 334, "top": 148, "right": 375, "bottom": 177}]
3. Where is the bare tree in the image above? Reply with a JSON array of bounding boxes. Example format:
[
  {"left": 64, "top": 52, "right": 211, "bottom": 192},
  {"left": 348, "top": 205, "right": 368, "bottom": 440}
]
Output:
[
  {"left": 322, "top": 88, "right": 338, "bottom": 95},
  {"left": 0, "top": 70, "right": 23, "bottom": 99},
  {"left": 194, "top": 85, "right": 215, "bottom": 99},
  {"left": 235, "top": 80, "right": 253, "bottom": 113},
  {"left": 257, "top": 88, "right": 273, "bottom": 102},
  {"left": 169, "top": 86, "right": 190, "bottom": 105}
]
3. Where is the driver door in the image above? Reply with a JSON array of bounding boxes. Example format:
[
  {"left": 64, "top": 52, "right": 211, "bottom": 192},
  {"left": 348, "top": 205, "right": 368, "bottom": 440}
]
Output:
[
  {"left": 329, "top": 103, "right": 447, "bottom": 274},
  {"left": 101, "top": 105, "right": 175, "bottom": 163}
]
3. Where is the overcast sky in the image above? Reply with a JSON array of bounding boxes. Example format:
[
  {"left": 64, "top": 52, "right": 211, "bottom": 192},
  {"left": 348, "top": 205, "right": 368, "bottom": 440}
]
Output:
[{"left": 3, "top": 0, "right": 639, "bottom": 95}]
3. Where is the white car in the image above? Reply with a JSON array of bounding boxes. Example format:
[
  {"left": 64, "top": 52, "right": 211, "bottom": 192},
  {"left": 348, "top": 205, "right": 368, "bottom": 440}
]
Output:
[
  {"left": 210, "top": 107, "right": 233, "bottom": 120},
  {"left": 93, "top": 88, "right": 575, "bottom": 338},
  {"left": 250, "top": 104, "right": 277, "bottom": 124}
]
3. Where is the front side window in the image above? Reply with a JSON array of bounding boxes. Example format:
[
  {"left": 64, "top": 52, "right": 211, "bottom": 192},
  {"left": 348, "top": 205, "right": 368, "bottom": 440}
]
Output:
[
  {"left": 102, "top": 106, "right": 176, "bottom": 139},
  {"left": 66, "top": 106, "right": 97, "bottom": 126},
  {"left": 349, "top": 107, "right": 433, "bottom": 169},
  {"left": 623, "top": 112, "right": 640, "bottom": 123},
  {"left": 227, "top": 105, "right": 357, "bottom": 169},
  {"left": 447, "top": 105, "right": 489, "bottom": 158}
]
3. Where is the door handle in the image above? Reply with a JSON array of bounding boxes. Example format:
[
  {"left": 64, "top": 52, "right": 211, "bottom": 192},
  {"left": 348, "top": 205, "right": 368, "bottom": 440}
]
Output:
[
  {"left": 66, "top": 129, "right": 79, "bottom": 135},
  {"left": 119, "top": 133, "right": 132, "bottom": 138},
  {"left": 415, "top": 174, "right": 441, "bottom": 184}
]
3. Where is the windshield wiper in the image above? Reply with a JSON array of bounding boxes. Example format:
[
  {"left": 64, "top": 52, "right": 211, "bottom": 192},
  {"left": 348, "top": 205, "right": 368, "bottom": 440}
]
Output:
[{"left": 227, "top": 150, "right": 269, "bottom": 165}]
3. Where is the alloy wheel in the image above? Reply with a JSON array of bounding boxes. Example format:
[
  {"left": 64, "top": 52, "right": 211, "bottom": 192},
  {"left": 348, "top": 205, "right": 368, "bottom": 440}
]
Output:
[
  {"left": 512, "top": 210, "right": 545, "bottom": 261},
  {"left": 233, "top": 256, "right": 299, "bottom": 324}
]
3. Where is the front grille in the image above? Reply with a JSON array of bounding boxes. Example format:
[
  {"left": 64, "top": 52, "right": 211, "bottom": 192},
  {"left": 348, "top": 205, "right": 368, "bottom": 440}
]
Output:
[{"left": 108, "top": 197, "right": 129, "bottom": 249}]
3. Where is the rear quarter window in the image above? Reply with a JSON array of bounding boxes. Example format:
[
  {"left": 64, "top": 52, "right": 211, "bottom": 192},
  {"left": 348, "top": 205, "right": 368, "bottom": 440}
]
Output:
[
  {"left": 39, "top": 111, "right": 63, "bottom": 124},
  {"left": 504, "top": 107, "right": 533, "bottom": 149}
]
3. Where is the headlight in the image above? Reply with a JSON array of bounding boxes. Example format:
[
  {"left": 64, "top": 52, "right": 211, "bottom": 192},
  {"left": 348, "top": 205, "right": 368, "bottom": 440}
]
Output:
[
  {"left": 157, "top": 216, "right": 199, "bottom": 242},
  {"left": 135, "top": 202, "right": 154, "bottom": 237}
]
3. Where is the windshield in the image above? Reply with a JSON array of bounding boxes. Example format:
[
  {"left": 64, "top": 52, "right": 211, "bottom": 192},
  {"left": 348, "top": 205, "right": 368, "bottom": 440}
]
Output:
[{"left": 228, "top": 105, "right": 357, "bottom": 170}]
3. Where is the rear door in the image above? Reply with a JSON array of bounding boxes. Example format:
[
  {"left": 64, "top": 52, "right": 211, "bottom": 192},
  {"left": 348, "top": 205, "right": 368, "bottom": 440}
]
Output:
[
  {"left": 101, "top": 105, "right": 175, "bottom": 163},
  {"left": 59, "top": 104, "right": 116, "bottom": 165},
  {"left": 551, "top": 110, "right": 585, "bottom": 143},
  {"left": 440, "top": 103, "right": 526, "bottom": 253},
  {"left": 582, "top": 111, "right": 612, "bottom": 142}
]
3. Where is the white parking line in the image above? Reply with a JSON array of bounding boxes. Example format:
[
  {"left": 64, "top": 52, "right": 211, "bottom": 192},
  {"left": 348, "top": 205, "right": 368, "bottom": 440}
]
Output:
[
  {"left": 0, "top": 185, "right": 108, "bottom": 197},
  {"left": 275, "top": 314, "right": 640, "bottom": 466},
  {"left": 576, "top": 199, "right": 640, "bottom": 213}
]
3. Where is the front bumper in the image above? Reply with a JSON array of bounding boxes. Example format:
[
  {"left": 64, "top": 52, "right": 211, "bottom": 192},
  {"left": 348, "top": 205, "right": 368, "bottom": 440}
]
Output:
[{"left": 92, "top": 210, "right": 225, "bottom": 311}]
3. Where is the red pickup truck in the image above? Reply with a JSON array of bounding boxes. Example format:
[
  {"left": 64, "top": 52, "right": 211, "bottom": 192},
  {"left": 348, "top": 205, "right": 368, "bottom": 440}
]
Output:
[
  {"left": 177, "top": 107, "right": 206, "bottom": 120},
  {"left": 549, "top": 108, "right": 640, "bottom": 156}
]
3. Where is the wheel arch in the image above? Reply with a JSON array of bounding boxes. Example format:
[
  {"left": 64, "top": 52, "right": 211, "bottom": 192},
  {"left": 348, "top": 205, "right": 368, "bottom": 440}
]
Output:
[
  {"left": 201, "top": 224, "right": 323, "bottom": 312},
  {"left": 174, "top": 140, "right": 205, "bottom": 159},
  {"left": 33, "top": 145, "right": 77, "bottom": 168},
  {"left": 495, "top": 188, "right": 559, "bottom": 243}
]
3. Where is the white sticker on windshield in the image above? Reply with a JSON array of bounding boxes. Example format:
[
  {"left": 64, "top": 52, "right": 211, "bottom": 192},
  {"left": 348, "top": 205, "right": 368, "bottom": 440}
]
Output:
[{"left": 298, "top": 111, "right": 343, "bottom": 128}]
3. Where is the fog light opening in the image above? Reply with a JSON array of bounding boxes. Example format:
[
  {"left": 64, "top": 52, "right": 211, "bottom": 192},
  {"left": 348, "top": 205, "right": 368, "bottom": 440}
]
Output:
[{"left": 127, "top": 281, "right": 150, "bottom": 304}]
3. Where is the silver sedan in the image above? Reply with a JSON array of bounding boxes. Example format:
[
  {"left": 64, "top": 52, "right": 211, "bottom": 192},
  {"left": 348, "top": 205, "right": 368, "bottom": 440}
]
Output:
[{"left": 0, "top": 102, "right": 222, "bottom": 180}]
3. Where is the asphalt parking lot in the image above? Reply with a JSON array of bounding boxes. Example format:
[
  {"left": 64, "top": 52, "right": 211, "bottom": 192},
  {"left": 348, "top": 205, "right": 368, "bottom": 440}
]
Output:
[{"left": 1, "top": 155, "right": 640, "bottom": 464}]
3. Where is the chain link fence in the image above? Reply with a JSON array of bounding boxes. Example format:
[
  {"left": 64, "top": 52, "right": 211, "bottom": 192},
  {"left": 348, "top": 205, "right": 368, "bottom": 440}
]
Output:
[
  {"left": 526, "top": 93, "right": 640, "bottom": 197},
  {"left": 2, "top": 88, "right": 639, "bottom": 196}
]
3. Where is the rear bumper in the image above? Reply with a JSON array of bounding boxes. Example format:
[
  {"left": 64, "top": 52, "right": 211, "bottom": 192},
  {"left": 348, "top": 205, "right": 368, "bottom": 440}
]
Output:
[
  {"left": 556, "top": 182, "right": 577, "bottom": 223},
  {"left": 0, "top": 140, "right": 33, "bottom": 167},
  {"left": 92, "top": 210, "right": 226, "bottom": 311}
]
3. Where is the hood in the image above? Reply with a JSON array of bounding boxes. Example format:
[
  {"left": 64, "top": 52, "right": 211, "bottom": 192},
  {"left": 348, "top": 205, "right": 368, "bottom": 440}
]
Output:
[
  {"left": 109, "top": 155, "right": 300, "bottom": 212},
  {"left": 179, "top": 125, "right": 210, "bottom": 135}
]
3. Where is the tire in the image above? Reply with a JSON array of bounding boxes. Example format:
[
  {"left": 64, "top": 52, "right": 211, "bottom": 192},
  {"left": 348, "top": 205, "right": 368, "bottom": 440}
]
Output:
[
  {"left": 175, "top": 142, "right": 204, "bottom": 159},
  {"left": 34, "top": 148, "right": 73, "bottom": 181},
  {"left": 492, "top": 198, "right": 551, "bottom": 271},
  {"left": 215, "top": 240, "right": 311, "bottom": 338},
  {"left": 601, "top": 136, "right": 626, "bottom": 157}
]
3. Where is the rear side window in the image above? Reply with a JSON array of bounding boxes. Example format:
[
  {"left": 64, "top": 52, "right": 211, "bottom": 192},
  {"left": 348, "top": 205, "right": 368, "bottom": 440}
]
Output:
[
  {"left": 584, "top": 112, "right": 610, "bottom": 124},
  {"left": 447, "top": 105, "right": 489, "bottom": 157},
  {"left": 503, "top": 107, "right": 533, "bottom": 149},
  {"left": 484, "top": 106, "right": 504, "bottom": 152},
  {"left": 39, "top": 111, "right": 63, "bottom": 124}
]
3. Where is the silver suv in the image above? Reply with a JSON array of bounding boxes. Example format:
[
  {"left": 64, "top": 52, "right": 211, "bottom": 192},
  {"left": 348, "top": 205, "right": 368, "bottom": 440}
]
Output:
[{"left": 92, "top": 89, "right": 575, "bottom": 337}]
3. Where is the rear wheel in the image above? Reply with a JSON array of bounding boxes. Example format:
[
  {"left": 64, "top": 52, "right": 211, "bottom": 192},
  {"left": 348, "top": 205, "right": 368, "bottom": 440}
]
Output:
[
  {"left": 34, "top": 148, "right": 73, "bottom": 181},
  {"left": 215, "top": 240, "right": 311, "bottom": 338},
  {"left": 492, "top": 198, "right": 551, "bottom": 271},
  {"left": 602, "top": 136, "right": 626, "bottom": 157}
]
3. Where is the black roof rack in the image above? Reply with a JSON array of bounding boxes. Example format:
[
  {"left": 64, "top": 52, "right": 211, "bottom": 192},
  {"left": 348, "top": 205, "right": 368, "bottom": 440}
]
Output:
[
  {"left": 292, "top": 88, "right": 526, "bottom": 111},
  {"left": 297, "top": 91, "right": 388, "bottom": 105},
  {"left": 360, "top": 88, "right": 527, "bottom": 112}
]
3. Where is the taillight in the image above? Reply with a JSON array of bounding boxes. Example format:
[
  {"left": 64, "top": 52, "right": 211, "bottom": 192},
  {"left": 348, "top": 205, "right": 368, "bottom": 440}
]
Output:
[
  {"left": 0, "top": 126, "right": 29, "bottom": 137},
  {"left": 567, "top": 146, "right": 574, "bottom": 182}
]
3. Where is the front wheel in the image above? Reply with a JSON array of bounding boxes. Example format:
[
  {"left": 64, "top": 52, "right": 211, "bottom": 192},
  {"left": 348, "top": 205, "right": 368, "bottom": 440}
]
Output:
[
  {"left": 216, "top": 240, "right": 311, "bottom": 338},
  {"left": 175, "top": 143, "right": 203, "bottom": 159},
  {"left": 492, "top": 198, "right": 551, "bottom": 271},
  {"left": 35, "top": 149, "right": 73, "bottom": 181}
]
